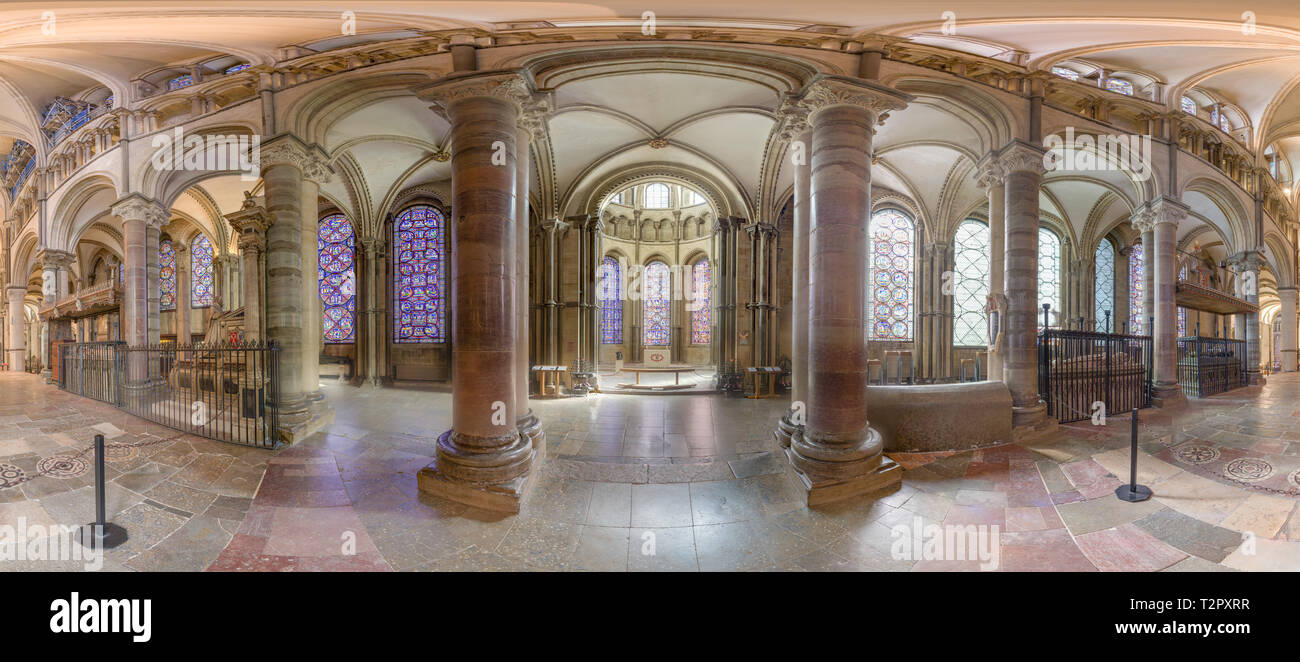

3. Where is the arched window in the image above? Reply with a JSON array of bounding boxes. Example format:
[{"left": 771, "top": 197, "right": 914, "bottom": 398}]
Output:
[
  {"left": 691, "top": 260, "right": 712, "bottom": 344},
  {"left": 644, "top": 183, "right": 670, "bottom": 209},
  {"left": 1129, "top": 242, "right": 1144, "bottom": 334},
  {"left": 168, "top": 74, "right": 194, "bottom": 91},
  {"left": 1105, "top": 78, "right": 1133, "bottom": 96},
  {"left": 683, "top": 189, "right": 704, "bottom": 206},
  {"left": 1038, "top": 228, "right": 1061, "bottom": 328},
  {"left": 159, "top": 240, "right": 176, "bottom": 311},
  {"left": 599, "top": 256, "right": 622, "bottom": 344},
  {"left": 643, "top": 261, "right": 671, "bottom": 346},
  {"left": 1095, "top": 240, "right": 1116, "bottom": 331},
  {"left": 393, "top": 204, "right": 447, "bottom": 343},
  {"left": 952, "top": 220, "right": 988, "bottom": 346},
  {"left": 1051, "top": 66, "right": 1079, "bottom": 81},
  {"left": 867, "top": 208, "right": 915, "bottom": 341},
  {"left": 1218, "top": 113, "right": 1232, "bottom": 133},
  {"left": 224, "top": 64, "right": 250, "bottom": 75},
  {"left": 319, "top": 213, "right": 356, "bottom": 343},
  {"left": 1180, "top": 96, "right": 1197, "bottom": 115},
  {"left": 191, "top": 235, "right": 213, "bottom": 307}
]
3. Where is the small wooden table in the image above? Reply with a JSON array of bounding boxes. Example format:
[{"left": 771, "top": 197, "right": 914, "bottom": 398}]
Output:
[
  {"left": 747, "top": 366, "right": 781, "bottom": 399},
  {"left": 532, "top": 365, "right": 568, "bottom": 397}
]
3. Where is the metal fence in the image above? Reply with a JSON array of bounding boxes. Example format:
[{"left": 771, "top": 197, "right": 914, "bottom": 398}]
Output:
[
  {"left": 1038, "top": 329, "right": 1152, "bottom": 423},
  {"left": 58, "top": 341, "right": 281, "bottom": 448},
  {"left": 1177, "top": 336, "right": 1248, "bottom": 398}
]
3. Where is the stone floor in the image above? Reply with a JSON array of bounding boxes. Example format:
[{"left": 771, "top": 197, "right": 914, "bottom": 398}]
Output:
[{"left": 2, "top": 371, "right": 1298, "bottom": 571}]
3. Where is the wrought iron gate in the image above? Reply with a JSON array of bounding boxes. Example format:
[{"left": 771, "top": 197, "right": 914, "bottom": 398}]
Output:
[
  {"left": 1177, "top": 337, "right": 1248, "bottom": 397},
  {"left": 1038, "top": 329, "right": 1152, "bottom": 423}
]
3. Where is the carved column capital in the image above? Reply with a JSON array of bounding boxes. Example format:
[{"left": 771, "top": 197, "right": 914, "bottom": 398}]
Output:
[
  {"left": 996, "top": 139, "right": 1048, "bottom": 176},
  {"left": 260, "top": 135, "right": 333, "bottom": 183},
  {"left": 414, "top": 70, "right": 540, "bottom": 119},
  {"left": 111, "top": 194, "right": 168, "bottom": 230},
  {"left": 975, "top": 152, "right": 1006, "bottom": 188},
  {"left": 798, "top": 75, "right": 911, "bottom": 128}
]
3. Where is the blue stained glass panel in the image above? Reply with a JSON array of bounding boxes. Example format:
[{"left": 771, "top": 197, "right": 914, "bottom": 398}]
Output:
[
  {"left": 191, "top": 235, "right": 213, "bottom": 307},
  {"left": 867, "top": 208, "right": 914, "bottom": 340},
  {"left": 643, "top": 261, "right": 671, "bottom": 346},
  {"left": 600, "top": 256, "right": 622, "bottom": 344},
  {"left": 159, "top": 240, "right": 176, "bottom": 310},
  {"left": 319, "top": 213, "right": 356, "bottom": 343},
  {"left": 691, "top": 260, "right": 711, "bottom": 344},
  {"left": 393, "top": 204, "right": 446, "bottom": 343}
]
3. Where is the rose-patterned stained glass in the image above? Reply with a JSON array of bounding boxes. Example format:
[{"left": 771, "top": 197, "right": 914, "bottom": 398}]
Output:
[
  {"left": 1180, "top": 96, "right": 1197, "bottom": 115},
  {"left": 318, "top": 213, "right": 356, "bottom": 343},
  {"left": 393, "top": 204, "right": 446, "bottom": 343},
  {"left": 867, "top": 208, "right": 914, "bottom": 341},
  {"left": 159, "top": 240, "right": 176, "bottom": 310},
  {"left": 1105, "top": 78, "right": 1133, "bottom": 95},
  {"left": 1051, "top": 66, "right": 1079, "bottom": 81},
  {"left": 643, "top": 261, "right": 671, "bottom": 346},
  {"left": 1038, "top": 228, "right": 1061, "bottom": 329},
  {"left": 691, "top": 260, "right": 712, "bottom": 344},
  {"left": 191, "top": 234, "right": 214, "bottom": 307},
  {"left": 1095, "top": 240, "right": 1115, "bottom": 331},
  {"left": 1129, "top": 242, "right": 1144, "bottom": 334},
  {"left": 952, "top": 220, "right": 988, "bottom": 346},
  {"left": 599, "top": 256, "right": 622, "bottom": 344}
]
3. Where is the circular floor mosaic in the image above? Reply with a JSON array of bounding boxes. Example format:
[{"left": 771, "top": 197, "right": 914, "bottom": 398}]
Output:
[
  {"left": 1223, "top": 457, "right": 1274, "bottom": 482},
  {"left": 104, "top": 444, "right": 138, "bottom": 462},
  {"left": 37, "top": 454, "right": 88, "bottom": 479},
  {"left": 0, "top": 463, "right": 26, "bottom": 489},
  {"left": 1288, "top": 469, "right": 1300, "bottom": 489},
  {"left": 1173, "top": 443, "right": 1220, "bottom": 465}
]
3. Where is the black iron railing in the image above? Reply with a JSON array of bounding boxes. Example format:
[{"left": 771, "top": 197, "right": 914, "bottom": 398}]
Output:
[
  {"left": 58, "top": 341, "right": 281, "bottom": 448},
  {"left": 1177, "top": 336, "right": 1247, "bottom": 398},
  {"left": 1038, "top": 329, "right": 1152, "bottom": 423}
]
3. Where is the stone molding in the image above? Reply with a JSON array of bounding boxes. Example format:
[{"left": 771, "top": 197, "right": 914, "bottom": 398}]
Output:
[
  {"left": 415, "top": 70, "right": 543, "bottom": 119},
  {"left": 111, "top": 195, "right": 168, "bottom": 230},
  {"left": 260, "top": 135, "right": 333, "bottom": 183},
  {"left": 1132, "top": 197, "right": 1190, "bottom": 233},
  {"left": 996, "top": 140, "right": 1047, "bottom": 176},
  {"left": 975, "top": 152, "right": 1006, "bottom": 188},
  {"left": 798, "top": 75, "right": 910, "bottom": 127}
]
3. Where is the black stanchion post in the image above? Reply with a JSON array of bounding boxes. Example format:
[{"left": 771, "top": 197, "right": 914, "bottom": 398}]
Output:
[
  {"left": 78, "top": 433, "right": 128, "bottom": 549},
  {"left": 1115, "top": 408, "right": 1153, "bottom": 502}
]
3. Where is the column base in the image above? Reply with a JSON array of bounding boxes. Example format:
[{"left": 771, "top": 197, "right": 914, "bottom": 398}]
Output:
[
  {"left": 773, "top": 413, "right": 799, "bottom": 449},
  {"left": 783, "top": 445, "right": 901, "bottom": 507},
  {"left": 305, "top": 389, "right": 325, "bottom": 402},
  {"left": 276, "top": 396, "right": 334, "bottom": 445},
  {"left": 1247, "top": 371, "right": 1266, "bottom": 386},
  {"left": 1010, "top": 401, "right": 1056, "bottom": 442},
  {"left": 418, "top": 430, "right": 539, "bottom": 514},
  {"left": 518, "top": 411, "right": 545, "bottom": 461},
  {"left": 1151, "top": 383, "right": 1188, "bottom": 409}
]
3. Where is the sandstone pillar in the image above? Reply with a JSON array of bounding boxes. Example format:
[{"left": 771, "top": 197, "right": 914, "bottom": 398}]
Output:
[
  {"left": 786, "top": 76, "right": 909, "bottom": 505},
  {"left": 537, "top": 218, "right": 569, "bottom": 364},
  {"left": 1280, "top": 287, "right": 1298, "bottom": 372},
  {"left": 413, "top": 71, "right": 539, "bottom": 513},
  {"left": 1136, "top": 198, "right": 1188, "bottom": 407},
  {"left": 1228, "top": 250, "right": 1265, "bottom": 385},
  {"left": 516, "top": 99, "right": 548, "bottom": 448},
  {"left": 999, "top": 140, "right": 1049, "bottom": 430},
  {"left": 977, "top": 154, "right": 1006, "bottom": 381},
  {"left": 225, "top": 200, "right": 271, "bottom": 342},
  {"left": 776, "top": 119, "right": 812, "bottom": 448},
  {"left": 301, "top": 178, "right": 323, "bottom": 400},
  {"left": 174, "top": 241, "right": 191, "bottom": 342},
  {"left": 113, "top": 195, "right": 166, "bottom": 389},
  {"left": 6, "top": 286, "right": 24, "bottom": 370}
]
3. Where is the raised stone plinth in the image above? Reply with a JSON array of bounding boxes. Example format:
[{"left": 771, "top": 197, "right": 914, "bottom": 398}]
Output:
[{"left": 867, "top": 381, "right": 1013, "bottom": 452}]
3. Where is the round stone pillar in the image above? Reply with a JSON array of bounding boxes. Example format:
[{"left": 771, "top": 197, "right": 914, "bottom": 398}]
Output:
[
  {"left": 1138, "top": 198, "right": 1189, "bottom": 408},
  {"left": 414, "top": 71, "right": 542, "bottom": 513},
  {"left": 1279, "top": 287, "right": 1298, "bottom": 372},
  {"left": 174, "top": 241, "right": 191, "bottom": 342},
  {"left": 776, "top": 117, "right": 812, "bottom": 448},
  {"left": 977, "top": 154, "right": 1007, "bottom": 381},
  {"left": 6, "top": 285, "right": 25, "bottom": 371},
  {"left": 301, "top": 177, "right": 323, "bottom": 400},
  {"left": 998, "top": 141, "right": 1049, "bottom": 429},
  {"left": 112, "top": 195, "right": 166, "bottom": 386},
  {"left": 785, "top": 76, "right": 909, "bottom": 506},
  {"left": 516, "top": 99, "right": 548, "bottom": 453}
]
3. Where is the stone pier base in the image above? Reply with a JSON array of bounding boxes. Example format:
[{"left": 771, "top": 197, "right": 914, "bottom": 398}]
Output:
[
  {"left": 417, "top": 431, "right": 539, "bottom": 513},
  {"left": 784, "top": 446, "right": 902, "bottom": 507},
  {"left": 277, "top": 399, "right": 335, "bottom": 445}
]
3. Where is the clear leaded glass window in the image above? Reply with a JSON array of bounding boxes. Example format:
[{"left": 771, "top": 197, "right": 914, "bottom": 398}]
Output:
[
  {"left": 643, "top": 261, "right": 671, "bottom": 345},
  {"left": 952, "top": 220, "right": 988, "bottom": 346},
  {"left": 319, "top": 213, "right": 356, "bottom": 343},
  {"left": 191, "top": 235, "right": 213, "bottom": 307},
  {"left": 1129, "top": 242, "right": 1145, "bottom": 334},
  {"left": 1105, "top": 78, "right": 1134, "bottom": 95},
  {"left": 159, "top": 240, "right": 176, "bottom": 311},
  {"left": 599, "top": 256, "right": 622, "bottom": 344},
  {"left": 867, "top": 209, "right": 915, "bottom": 341},
  {"left": 691, "top": 260, "right": 712, "bottom": 344},
  {"left": 1051, "top": 67, "right": 1079, "bottom": 81},
  {"left": 393, "top": 204, "right": 446, "bottom": 343},
  {"left": 1095, "top": 240, "right": 1116, "bottom": 332},
  {"left": 644, "top": 183, "right": 670, "bottom": 209},
  {"left": 1038, "top": 228, "right": 1061, "bottom": 329}
]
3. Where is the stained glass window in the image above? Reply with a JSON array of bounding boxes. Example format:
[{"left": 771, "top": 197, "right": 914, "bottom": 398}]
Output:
[
  {"left": 643, "top": 261, "right": 671, "bottom": 345},
  {"left": 599, "top": 256, "right": 622, "bottom": 344},
  {"left": 1038, "top": 228, "right": 1061, "bottom": 329},
  {"left": 1180, "top": 96, "right": 1197, "bottom": 115},
  {"left": 159, "top": 240, "right": 176, "bottom": 311},
  {"left": 867, "top": 209, "right": 915, "bottom": 340},
  {"left": 224, "top": 64, "right": 250, "bottom": 74},
  {"left": 1105, "top": 78, "right": 1133, "bottom": 96},
  {"left": 1177, "top": 306, "right": 1187, "bottom": 337},
  {"left": 191, "top": 235, "right": 213, "bottom": 307},
  {"left": 1051, "top": 67, "right": 1079, "bottom": 81},
  {"left": 644, "top": 183, "right": 670, "bottom": 209},
  {"left": 952, "top": 220, "right": 988, "bottom": 346},
  {"left": 1218, "top": 113, "right": 1231, "bottom": 133},
  {"left": 1129, "top": 242, "right": 1144, "bottom": 334},
  {"left": 1095, "top": 240, "right": 1115, "bottom": 332},
  {"left": 393, "top": 204, "right": 446, "bottom": 343},
  {"left": 691, "top": 260, "right": 712, "bottom": 344},
  {"left": 168, "top": 74, "right": 194, "bottom": 91},
  {"left": 318, "top": 213, "right": 356, "bottom": 343}
]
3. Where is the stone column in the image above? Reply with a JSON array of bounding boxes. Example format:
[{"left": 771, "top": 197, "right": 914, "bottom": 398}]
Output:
[
  {"left": 977, "top": 154, "right": 1006, "bottom": 381},
  {"left": 260, "top": 136, "right": 334, "bottom": 442},
  {"left": 786, "top": 76, "right": 909, "bottom": 505},
  {"left": 39, "top": 249, "right": 75, "bottom": 380},
  {"left": 574, "top": 214, "right": 603, "bottom": 393},
  {"left": 113, "top": 195, "right": 166, "bottom": 388},
  {"left": 1279, "top": 287, "right": 1298, "bottom": 372},
  {"left": 1115, "top": 245, "right": 1131, "bottom": 333},
  {"left": 1140, "top": 225, "right": 1154, "bottom": 335},
  {"left": 225, "top": 200, "right": 271, "bottom": 342},
  {"left": 414, "top": 71, "right": 539, "bottom": 513},
  {"left": 776, "top": 119, "right": 812, "bottom": 448},
  {"left": 537, "top": 218, "right": 569, "bottom": 364},
  {"left": 712, "top": 216, "right": 743, "bottom": 375},
  {"left": 174, "top": 241, "right": 191, "bottom": 342},
  {"left": 1135, "top": 198, "right": 1188, "bottom": 407},
  {"left": 1228, "top": 250, "right": 1265, "bottom": 385},
  {"left": 6, "top": 286, "right": 25, "bottom": 371},
  {"left": 746, "top": 221, "right": 779, "bottom": 367},
  {"left": 300, "top": 177, "right": 324, "bottom": 401},
  {"left": 358, "top": 236, "right": 388, "bottom": 386},
  {"left": 516, "top": 98, "right": 548, "bottom": 449},
  {"left": 999, "top": 140, "right": 1049, "bottom": 430}
]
